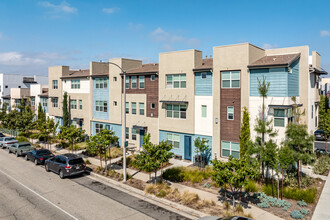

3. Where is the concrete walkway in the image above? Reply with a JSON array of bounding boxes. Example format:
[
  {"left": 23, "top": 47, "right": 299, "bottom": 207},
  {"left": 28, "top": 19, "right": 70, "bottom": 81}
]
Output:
[{"left": 311, "top": 172, "right": 330, "bottom": 220}]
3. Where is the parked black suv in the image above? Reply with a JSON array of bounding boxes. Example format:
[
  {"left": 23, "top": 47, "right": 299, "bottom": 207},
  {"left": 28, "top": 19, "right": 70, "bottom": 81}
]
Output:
[
  {"left": 25, "top": 149, "right": 54, "bottom": 165},
  {"left": 45, "top": 153, "right": 86, "bottom": 179}
]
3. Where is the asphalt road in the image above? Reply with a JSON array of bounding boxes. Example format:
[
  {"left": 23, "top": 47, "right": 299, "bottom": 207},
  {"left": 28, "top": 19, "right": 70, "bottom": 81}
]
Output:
[
  {"left": 0, "top": 149, "right": 191, "bottom": 220},
  {"left": 314, "top": 140, "right": 330, "bottom": 152}
]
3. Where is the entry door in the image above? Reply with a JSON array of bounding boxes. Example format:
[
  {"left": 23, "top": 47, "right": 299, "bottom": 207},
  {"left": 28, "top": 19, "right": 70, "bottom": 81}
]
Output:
[
  {"left": 184, "top": 136, "right": 192, "bottom": 160},
  {"left": 140, "top": 130, "right": 145, "bottom": 148}
]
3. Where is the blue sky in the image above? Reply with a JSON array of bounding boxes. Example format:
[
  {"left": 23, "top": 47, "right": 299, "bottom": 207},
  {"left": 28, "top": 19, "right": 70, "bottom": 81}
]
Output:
[{"left": 0, "top": 0, "right": 329, "bottom": 76}]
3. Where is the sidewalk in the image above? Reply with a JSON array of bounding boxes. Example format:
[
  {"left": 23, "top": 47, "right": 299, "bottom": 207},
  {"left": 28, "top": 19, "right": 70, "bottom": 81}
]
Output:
[{"left": 311, "top": 172, "right": 330, "bottom": 220}]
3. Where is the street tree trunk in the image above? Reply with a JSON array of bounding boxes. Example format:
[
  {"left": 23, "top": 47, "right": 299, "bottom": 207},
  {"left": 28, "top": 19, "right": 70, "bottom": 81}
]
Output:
[
  {"left": 281, "top": 169, "right": 284, "bottom": 200},
  {"left": 104, "top": 150, "right": 107, "bottom": 172},
  {"left": 297, "top": 144, "right": 301, "bottom": 188},
  {"left": 232, "top": 193, "right": 235, "bottom": 215},
  {"left": 272, "top": 169, "right": 274, "bottom": 197},
  {"left": 109, "top": 147, "right": 111, "bottom": 171},
  {"left": 325, "top": 135, "right": 328, "bottom": 154}
]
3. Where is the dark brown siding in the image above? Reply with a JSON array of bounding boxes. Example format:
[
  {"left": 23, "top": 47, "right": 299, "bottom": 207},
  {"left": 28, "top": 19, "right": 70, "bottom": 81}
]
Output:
[
  {"left": 123, "top": 74, "right": 159, "bottom": 118},
  {"left": 220, "top": 73, "right": 241, "bottom": 149}
]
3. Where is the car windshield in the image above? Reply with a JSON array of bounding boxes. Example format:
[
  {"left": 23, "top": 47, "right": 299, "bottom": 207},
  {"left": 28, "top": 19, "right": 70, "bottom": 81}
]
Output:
[
  {"left": 69, "top": 158, "right": 84, "bottom": 165},
  {"left": 37, "top": 150, "right": 51, "bottom": 155},
  {"left": 5, "top": 137, "right": 16, "bottom": 141},
  {"left": 18, "top": 144, "right": 32, "bottom": 148}
]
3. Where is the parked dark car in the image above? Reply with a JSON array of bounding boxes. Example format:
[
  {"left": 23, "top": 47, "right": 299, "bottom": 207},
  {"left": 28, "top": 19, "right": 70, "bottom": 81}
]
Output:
[
  {"left": 198, "top": 216, "right": 252, "bottom": 220},
  {"left": 314, "top": 129, "right": 328, "bottom": 141},
  {"left": 0, "top": 132, "right": 5, "bottom": 137},
  {"left": 25, "top": 149, "right": 54, "bottom": 165},
  {"left": 45, "top": 153, "right": 86, "bottom": 179}
]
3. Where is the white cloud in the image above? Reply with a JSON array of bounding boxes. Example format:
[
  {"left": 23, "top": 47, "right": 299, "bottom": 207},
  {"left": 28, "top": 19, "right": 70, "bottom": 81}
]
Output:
[
  {"left": 128, "top": 22, "right": 143, "bottom": 31},
  {"left": 320, "top": 30, "right": 330, "bottom": 37},
  {"left": 150, "top": 27, "right": 200, "bottom": 51},
  {"left": 262, "top": 43, "right": 278, "bottom": 49},
  {"left": 38, "top": 1, "right": 77, "bottom": 14},
  {"left": 102, "top": 7, "right": 119, "bottom": 14},
  {"left": 0, "top": 52, "right": 45, "bottom": 66}
]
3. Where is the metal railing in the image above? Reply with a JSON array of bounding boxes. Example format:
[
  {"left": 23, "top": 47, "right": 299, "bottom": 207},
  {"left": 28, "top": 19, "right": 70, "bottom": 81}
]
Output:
[{"left": 0, "top": 128, "right": 19, "bottom": 137}]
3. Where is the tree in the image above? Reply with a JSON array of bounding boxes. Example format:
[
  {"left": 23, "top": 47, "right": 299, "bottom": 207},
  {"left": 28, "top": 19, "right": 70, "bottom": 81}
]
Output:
[
  {"left": 278, "top": 146, "right": 295, "bottom": 200},
  {"left": 58, "top": 125, "right": 85, "bottom": 153},
  {"left": 194, "top": 137, "right": 209, "bottom": 168},
  {"left": 37, "top": 118, "right": 58, "bottom": 149},
  {"left": 157, "top": 140, "right": 174, "bottom": 179},
  {"left": 262, "top": 140, "right": 278, "bottom": 197},
  {"left": 15, "top": 100, "right": 35, "bottom": 134},
  {"left": 62, "top": 92, "right": 69, "bottom": 127},
  {"left": 319, "top": 95, "right": 330, "bottom": 153},
  {"left": 284, "top": 123, "right": 314, "bottom": 188},
  {"left": 212, "top": 157, "right": 260, "bottom": 215},
  {"left": 239, "top": 107, "right": 250, "bottom": 157}
]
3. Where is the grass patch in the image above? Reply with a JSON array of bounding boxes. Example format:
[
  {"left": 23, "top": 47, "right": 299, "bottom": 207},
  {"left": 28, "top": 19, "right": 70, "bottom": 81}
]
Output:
[
  {"left": 16, "top": 136, "right": 29, "bottom": 142},
  {"left": 244, "top": 180, "right": 259, "bottom": 192},
  {"left": 162, "top": 166, "right": 214, "bottom": 183}
]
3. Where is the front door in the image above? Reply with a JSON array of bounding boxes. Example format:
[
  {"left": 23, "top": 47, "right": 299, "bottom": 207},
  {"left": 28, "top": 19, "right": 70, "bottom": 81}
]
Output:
[
  {"left": 184, "top": 136, "right": 192, "bottom": 160},
  {"left": 140, "top": 130, "right": 145, "bottom": 148}
]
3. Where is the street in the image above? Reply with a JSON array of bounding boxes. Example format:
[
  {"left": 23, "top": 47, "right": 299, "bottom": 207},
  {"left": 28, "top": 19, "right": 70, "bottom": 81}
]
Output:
[
  {"left": 0, "top": 149, "right": 191, "bottom": 220},
  {"left": 314, "top": 140, "right": 330, "bottom": 152}
]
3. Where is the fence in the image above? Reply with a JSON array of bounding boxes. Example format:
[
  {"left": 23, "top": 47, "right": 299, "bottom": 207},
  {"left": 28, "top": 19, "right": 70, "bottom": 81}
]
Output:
[{"left": 0, "top": 128, "right": 19, "bottom": 137}]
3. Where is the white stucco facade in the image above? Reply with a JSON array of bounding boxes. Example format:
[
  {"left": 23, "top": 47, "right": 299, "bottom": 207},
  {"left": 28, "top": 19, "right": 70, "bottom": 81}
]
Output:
[
  {"left": 62, "top": 78, "right": 90, "bottom": 94},
  {"left": 194, "top": 96, "right": 213, "bottom": 136}
]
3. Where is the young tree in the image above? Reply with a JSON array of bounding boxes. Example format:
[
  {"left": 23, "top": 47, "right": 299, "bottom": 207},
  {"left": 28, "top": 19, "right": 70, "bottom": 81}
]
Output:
[
  {"left": 212, "top": 157, "right": 260, "bottom": 215},
  {"left": 194, "top": 137, "right": 209, "bottom": 168},
  {"left": 157, "top": 140, "right": 174, "bottom": 179},
  {"left": 16, "top": 102, "right": 35, "bottom": 134},
  {"left": 262, "top": 140, "right": 278, "bottom": 197},
  {"left": 58, "top": 125, "right": 85, "bottom": 153},
  {"left": 239, "top": 107, "right": 250, "bottom": 157},
  {"left": 37, "top": 118, "right": 58, "bottom": 149},
  {"left": 278, "top": 146, "right": 295, "bottom": 200},
  {"left": 319, "top": 95, "right": 330, "bottom": 153},
  {"left": 62, "top": 92, "right": 69, "bottom": 127}
]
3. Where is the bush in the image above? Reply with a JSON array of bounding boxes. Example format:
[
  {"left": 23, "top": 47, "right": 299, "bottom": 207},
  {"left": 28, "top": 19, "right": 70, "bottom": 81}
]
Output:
[
  {"left": 162, "top": 167, "right": 184, "bottom": 182},
  {"left": 162, "top": 166, "right": 213, "bottom": 183},
  {"left": 285, "top": 170, "right": 314, "bottom": 188},
  {"left": 30, "top": 133, "right": 39, "bottom": 140},
  {"left": 313, "top": 156, "right": 330, "bottom": 175},
  {"left": 297, "top": 200, "right": 307, "bottom": 207},
  {"left": 16, "top": 136, "right": 29, "bottom": 142},
  {"left": 109, "top": 147, "right": 123, "bottom": 159},
  {"left": 245, "top": 180, "right": 258, "bottom": 192},
  {"left": 263, "top": 185, "right": 317, "bottom": 203},
  {"left": 290, "top": 210, "right": 304, "bottom": 219},
  {"left": 181, "top": 191, "right": 199, "bottom": 205},
  {"left": 300, "top": 208, "right": 309, "bottom": 215},
  {"left": 85, "top": 159, "right": 91, "bottom": 165}
]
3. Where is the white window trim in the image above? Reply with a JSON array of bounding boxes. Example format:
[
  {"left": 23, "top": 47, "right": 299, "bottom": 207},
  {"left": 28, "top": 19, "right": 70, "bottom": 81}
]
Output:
[
  {"left": 227, "top": 106, "right": 234, "bottom": 120},
  {"left": 221, "top": 71, "right": 240, "bottom": 89},
  {"left": 221, "top": 141, "right": 240, "bottom": 158},
  {"left": 166, "top": 74, "right": 186, "bottom": 89},
  {"left": 139, "top": 76, "right": 145, "bottom": 89}
]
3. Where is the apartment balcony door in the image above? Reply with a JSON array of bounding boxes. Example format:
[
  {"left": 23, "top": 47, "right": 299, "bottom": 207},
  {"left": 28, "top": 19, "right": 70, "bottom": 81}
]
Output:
[{"left": 184, "top": 135, "right": 192, "bottom": 160}]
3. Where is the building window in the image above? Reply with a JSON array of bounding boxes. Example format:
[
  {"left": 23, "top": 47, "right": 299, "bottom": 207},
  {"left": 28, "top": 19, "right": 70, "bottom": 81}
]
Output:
[
  {"left": 113, "top": 77, "right": 117, "bottom": 82},
  {"left": 227, "top": 106, "right": 234, "bottom": 120},
  {"left": 139, "top": 102, "right": 145, "bottom": 115},
  {"left": 30, "top": 97, "right": 35, "bottom": 107},
  {"left": 202, "top": 105, "right": 207, "bottom": 118},
  {"left": 132, "top": 102, "right": 136, "bottom": 114},
  {"left": 151, "top": 75, "right": 155, "bottom": 81},
  {"left": 222, "top": 141, "right": 240, "bottom": 159},
  {"left": 113, "top": 101, "right": 117, "bottom": 106},
  {"left": 41, "top": 99, "right": 47, "bottom": 107},
  {"left": 95, "top": 101, "right": 108, "bottom": 112},
  {"left": 166, "top": 104, "right": 186, "bottom": 119},
  {"left": 71, "top": 79, "right": 80, "bottom": 89},
  {"left": 18, "top": 86, "right": 21, "bottom": 88},
  {"left": 96, "top": 123, "right": 103, "bottom": 133},
  {"left": 274, "top": 108, "right": 285, "bottom": 127},
  {"left": 126, "top": 127, "right": 129, "bottom": 139},
  {"left": 166, "top": 74, "right": 186, "bottom": 88},
  {"left": 52, "top": 80, "right": 58, "bottom": 89},
  {"left": 139, "top": 76, "right": 145, "bottom": 89},
  {"left": 95, "top": 78, "right": 107, "bottom": 89},
  {"left": 132, "top": 128, "right": 137, "bottom": 140},
  {"left": 5, "top": 85, "right": 8, "bottom": 88},
  {"left": 151, "top": 103, "right": 156, "bottom": 109},
  {"left": 222, "top": 71, "right": 240, "bottom": 88},
  {"left": 52, "top": 98, "right": 58, "bottom": 108},
  {"left": 79, "top": 100, "right": 82, "bottom": 110},
  {"left": 125, "top": 77, "right": 129, "bottom": 89},
  {"left": 126, "top": 102, "right": 129, "bottom": 114},
  {"left": 166, "top": 133, "right": 180, "bottom": 148},
  {"left": 131, "top": 76, "right": 137, "bottom": 89},
  {"left": 311, "top": 105, "right": 313, "bottom": 119},
  {"left": 70, "top": 99, "right": 77, "bottom": 109},
  {"left": 106, "top": 125, "right": 110, "bottom": 130},
  {"left": 201, "top": 72, "right": 207, "bottom": 79}
]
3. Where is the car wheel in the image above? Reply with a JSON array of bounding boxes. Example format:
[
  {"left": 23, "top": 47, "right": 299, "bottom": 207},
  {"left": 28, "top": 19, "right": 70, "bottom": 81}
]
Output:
[
  {"left": 45, "top": 164, "right": 49, "bottom": 172},
  {"left": 25, "top": 155, "right": 28, "bottom": 161},
  {"left": 59, "top": 170, "right": 64, "bottom": 179},
  {"left": 34, "top": 159, "right": 38, "bottom": 165},
  {"left": 15, "top": 152, "right": 19, "bottom": 157}
]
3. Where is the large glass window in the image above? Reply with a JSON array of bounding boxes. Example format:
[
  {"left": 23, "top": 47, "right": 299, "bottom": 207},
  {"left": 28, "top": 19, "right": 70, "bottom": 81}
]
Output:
[
  {"left": 70, "top": 99, "right": 77, "bottom": 109},
  {"left": 30, "top": 97, "right": 35, "bottom": 107},
  {"left": 125, "top": 77, "right": 129, "bottom": 89},
  {"left": 79, "top": 100, "right": 82, "bottom": 110},
  {"left": 166, "top": 104, "right": 186, "bottom": 119},
  {"left": 131, "top": 76, "right": 137, "bottom": 89},
  {"left": 222, "top": 141, "right": 240, "bottom": 158},
  {"left": 274, "top": 108, "right": 285, "bottom": 127},
  {"left": 52, "top": 80, "right": 58, "bottom": 89},
  {"left": 42, "top": 98, "right": 48, "bottom": 107},
  {"left": 125, "top": 102, "right": 129, "bottom": 114},
  {"left": 52, "top": 98, "right": 58, "bottom": 108},
  {"left": 139, "top": 76, "right": 145, "bottom": 89},
  {"left": 166, "top": 74, "right": 186, "bottom": 88},
  {"left": 132, "top": 102, "right": 136, "bottom": 114},
  {"left": 221, "top": 71, "right": 240, "bottom": 88},
  {"left": 139, "top": 102, "right": 144, "bottom": 115},
  {"left": 126, "top": 127, "right": 129, "bottom": 139},
  {"left": 96, "top": 123, "right": 103, "bottom": 133},
  {"left": 95, "top": 78, "right": 107, "bottom": 89},
  {"left": 202, "top": 105, "right": 207, "bottom": 118},
  {"left": 95, "top": 101, "right": 108, "bottom": 112},
  {"left": 166, "top": 133, "right": 180, "bottom": 148},
  {"left": 71, "top": 79, "right": 80, "bottom": 89},
  {"left": 227, "top": 106, "right": 234, "bottom": 120},
  {"left": 132, "top": 128, "right": 137, "bottom": 140}
]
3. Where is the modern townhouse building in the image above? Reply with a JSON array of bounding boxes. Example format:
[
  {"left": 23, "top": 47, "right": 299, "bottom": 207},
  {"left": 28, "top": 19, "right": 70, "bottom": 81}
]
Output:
[
  {"left": 30, "top": 84, "right": 49, "bottom": 114},
  {"left": 10, "top": 88, "right": 30, "bottom": 110},
  {"left": 0, "top": 74, "right": 48, "bottom": 109}
]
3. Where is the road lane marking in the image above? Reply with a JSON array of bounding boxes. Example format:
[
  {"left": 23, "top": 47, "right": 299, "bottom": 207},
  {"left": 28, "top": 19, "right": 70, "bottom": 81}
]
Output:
[{"left": 0, "top": 169, "right": 79, "bottom": 220}]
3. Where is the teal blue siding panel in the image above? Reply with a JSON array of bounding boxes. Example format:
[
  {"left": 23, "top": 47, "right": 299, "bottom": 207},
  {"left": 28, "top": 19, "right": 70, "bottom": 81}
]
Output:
[
  {"left": 90, "top": 121, "right": 122, "bottom": 146},
  {"left": 40, "top": 97, "right": 48, "bottom": 113},
  {"left": 159, "top": 130, "right": 212, "bottom": 163},
  {"left": 92, "top": 78, "right": 109, "bottom": 120},
  {"left": 288, "top": 59, "right": 299, "bottom": 96},
  {"left": 195, "top": 72, "right": 213, "bottom": 96},
  {"left": 250, "top": 68, "right": 288, "bottom": 97}
]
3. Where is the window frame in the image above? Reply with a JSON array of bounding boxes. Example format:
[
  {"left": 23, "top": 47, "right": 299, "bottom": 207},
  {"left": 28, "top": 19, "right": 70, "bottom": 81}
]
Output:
[
  {"left": 166, "top": 104, "right": 187, "bottom": 119},
  {"left": 201, "top": 105, "right": 207, "bottom": 118},
  {"left": 95, "top": 101, "right": 108, "bottom": 112},
  {"left": 52, "top": 80, "right": 58, "bottom": 89},
  {"left": 95, "top": 123, "right": 103, "bottom": 134},
  {"left": 139, "top": 102, "right": 145, "bottom": 115},
  {"left": 166, "top": 133, "right": 180, "bottom": 149},
  {"left": 30, "top": 97, "right": 35, "bottom": 107},
  {"left": 95, "top": 78, "right": 107, "bottom": 89},
  {"left": 227, "top": 106, "right": 234, "bottom": 120},
  {"left": 166, "top": 74, "right": 186, "bottom": 89},
  {"left": 151, "top": 75, "right": 155, "bottom": 81},
  {"left": 132, "top": 128, "right": 137, "bottom": 140},
  {"left": 41, "top": 98, "right": 48, "bottom": 107},
  {"left": 139, "top": 76, "right": 145, "bottom": 89},
  {"left": 221, "top": 71, "right": 240, "bottom": 88},
  {"left": 125, "top": 102, "right": 129, "bottom": 114},
  {"left": 70, "top": 99, "right": 77, "bottom": 110},
  {"left": 151, "top": 103, "right": 156, "bottom": 109},
  {"left": 273, "top": 108, "right": 285, "bottom": 127},
  {"left": 131, "top": 76, "right": 137, "bottom": 89},
  {"left": 131, "top": 102, "right": 136, "bottom": 115},
  {"left": 125, "top": 77, "right": 129, "bottom": 89},
  {"left": 125, "top": 127, "right": 129, "bottom": 139},
  {"left": 71, "top": 79, "right": 80, "bottom": 89},
  {"left": 221, "top": 141, "right": 240, "bottom": 159},
  {"left": 79, "top": 100, "right": 82, "bottom": 110},
  {"left": 201, "top": 72, "right": 207, "bottom": 79},
  {"left": 52, "top": 98, "right": 58, "bottom": 108}
]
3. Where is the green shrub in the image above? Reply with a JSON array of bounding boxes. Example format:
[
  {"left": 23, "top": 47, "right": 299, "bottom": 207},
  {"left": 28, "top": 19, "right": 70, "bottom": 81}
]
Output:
[
  {"left": 162, "top": 166, "right": 213, "bottom": 183},
  {"left": 285, "top": 171, "right": 314, "bottom": 188},
  {"left": 313, "top": 156, "right": 330, "bottom": 175},
  {"left": 263, "top": 185, "right": 317, "bottom": 203},
  {"left": 16, "top": 136, "right": 29, "bottom": 142},
  {"left": 156, "top": 189, "right": 167, "bottom": 198},
  {"left": 30, "top": 133, "right": 39, "bottom": 139},
  {"left": 245, "top": 180, "right": 258, "bottom": 192},
  {"left": 85, "top": 159, "right": 91, "bottom": 165},
  {"left": 290, "top": 210, "right": 304, "bottom": 219},
  {"left": 162, "top": 167, "right": 184, "bottom": 182}
]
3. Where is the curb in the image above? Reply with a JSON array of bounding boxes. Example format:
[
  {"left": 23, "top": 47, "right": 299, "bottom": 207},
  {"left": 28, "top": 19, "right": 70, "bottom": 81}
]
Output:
[{"left": 89, "top": 172, "right": 208, "bottom": 219}]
